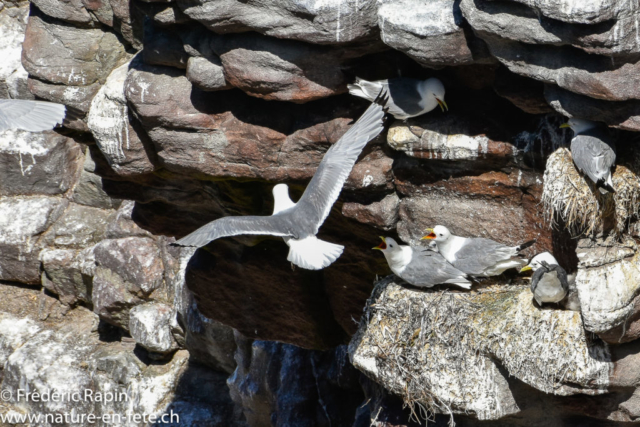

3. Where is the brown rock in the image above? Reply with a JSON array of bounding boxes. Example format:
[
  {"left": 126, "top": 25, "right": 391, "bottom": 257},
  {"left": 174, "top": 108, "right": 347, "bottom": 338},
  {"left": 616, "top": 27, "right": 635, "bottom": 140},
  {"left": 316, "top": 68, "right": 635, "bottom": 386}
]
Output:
[
  {"left": 186, "top": 56, "right": 231, "bottom": 91},
  {"left": 22, "top": 13, "right": 127, "bottom": 87},
  {"left": 92, "top": 237, "right": 164, "bottom": 328},
  {"left": 0, "top": 130, "right": 84, "bottom": 196},
  {"left": 342, "top": 193, "right": 400, "bottom": 231},
  {"left": 211, "top": 32, "right": 347, "bottom": 103},
  {"left": 41, "top": 203, "right": 114, "bottom": 249}
]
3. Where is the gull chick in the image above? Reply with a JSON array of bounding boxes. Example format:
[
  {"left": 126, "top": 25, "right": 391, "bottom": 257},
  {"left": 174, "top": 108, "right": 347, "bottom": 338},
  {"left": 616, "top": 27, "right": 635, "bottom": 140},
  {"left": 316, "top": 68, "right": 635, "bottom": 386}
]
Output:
[
  {"left": 174, "top": 92, "right": 389, "bottom": 270},
  {"left": 521, "top": 252, "right": 573, "bottom": 307},
  {"left": 560, "top": 118, "right": 616, "bottom": 194},
  {"left": 348, "top": 77, "right": 447, "bottom": 120},
  {"left": 373, "top": 237, "right": 471, "bottom": 289},
  {"left": 422, "top": 225, "right": 535, "bottom": 277},
  {"left": 0, "top": 99, "right": 66, "bottom": 132}
]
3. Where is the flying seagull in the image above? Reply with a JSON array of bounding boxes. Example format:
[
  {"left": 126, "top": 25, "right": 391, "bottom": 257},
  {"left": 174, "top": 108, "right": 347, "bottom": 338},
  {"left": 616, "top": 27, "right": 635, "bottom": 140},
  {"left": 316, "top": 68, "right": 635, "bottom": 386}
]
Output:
[
  {"left": 174, "top": 92, "right": 389, "bottom": 270},
  {"left": 421, "top": 225, "right": 535, "bottom": 277},
  {"left": 348, "top": 77, "right": 447, "bottom": 120},
  {"left": 560, "top": 118, "right": 616, "bottom": 194},
  {"left": 373, "top": 237, "right": 471, "bottom": 289},
  {"left": 521, "top": 252, "right": 571, "bottom": 307},
  {"left": 0, "top": 99, "right": 66, "bottom": 132}
]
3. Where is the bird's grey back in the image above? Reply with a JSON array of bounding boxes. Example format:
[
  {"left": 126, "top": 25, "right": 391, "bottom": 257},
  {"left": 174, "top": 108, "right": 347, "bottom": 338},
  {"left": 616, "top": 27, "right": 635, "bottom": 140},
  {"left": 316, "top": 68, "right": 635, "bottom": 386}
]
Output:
[
  {"left": 401, "top": 248, "right": 467, "bottom": 286},
  {"left": 452, "top": 238, "right": 515, "bottom": 275},
  {"left": 570, "top": 128, "right": 616, "bottom": 182}
]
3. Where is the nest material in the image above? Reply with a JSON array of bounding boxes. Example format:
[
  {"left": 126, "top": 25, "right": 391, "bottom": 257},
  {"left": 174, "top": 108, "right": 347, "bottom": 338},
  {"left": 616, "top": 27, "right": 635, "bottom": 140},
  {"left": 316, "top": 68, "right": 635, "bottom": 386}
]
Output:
[
  {"left": 542, "top": 148, "right": 640, "bottom": 236},
  {"left": 349, "top": 278, "right": 611, "bottom": 425}
]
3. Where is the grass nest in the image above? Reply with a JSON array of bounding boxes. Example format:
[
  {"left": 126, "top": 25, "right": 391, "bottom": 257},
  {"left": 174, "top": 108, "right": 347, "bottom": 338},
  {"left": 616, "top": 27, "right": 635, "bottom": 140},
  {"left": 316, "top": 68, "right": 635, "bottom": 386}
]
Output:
[{"left": 542, "top": 147, "right": 640, "bottom": 236}]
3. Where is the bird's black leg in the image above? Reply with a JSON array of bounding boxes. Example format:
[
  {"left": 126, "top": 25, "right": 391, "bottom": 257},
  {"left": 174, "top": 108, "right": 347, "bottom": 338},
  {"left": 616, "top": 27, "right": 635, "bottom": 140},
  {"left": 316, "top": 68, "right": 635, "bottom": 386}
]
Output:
[
  {"left": 291, "top": 263, "right": 296, "bottom": 271},
  {"left": 406, "top": 120, "right": 423, "bottom": 140}
]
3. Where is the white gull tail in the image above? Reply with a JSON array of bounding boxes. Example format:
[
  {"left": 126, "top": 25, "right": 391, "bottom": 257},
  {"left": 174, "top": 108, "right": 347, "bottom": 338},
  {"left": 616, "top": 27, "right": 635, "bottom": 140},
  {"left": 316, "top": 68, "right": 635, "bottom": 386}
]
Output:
[{"left": 286, "top": 236, "right": 344, "bottom": 270}]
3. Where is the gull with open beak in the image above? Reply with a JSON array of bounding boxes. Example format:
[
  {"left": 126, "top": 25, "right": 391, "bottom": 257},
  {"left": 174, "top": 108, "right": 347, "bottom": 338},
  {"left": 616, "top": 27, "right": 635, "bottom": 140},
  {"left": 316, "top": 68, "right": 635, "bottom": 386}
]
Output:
[
  {"left": 421, "top": 225, "right": 535, "bottom": 277},
  {"left": 348, "top": 77, "right": 447, "bottom": 120},
  {"left": 521, "top": 252, "right": 574, "bottom": 308},
  {"left": 373, "top": 237, "right": 471, "bottom": 289}
]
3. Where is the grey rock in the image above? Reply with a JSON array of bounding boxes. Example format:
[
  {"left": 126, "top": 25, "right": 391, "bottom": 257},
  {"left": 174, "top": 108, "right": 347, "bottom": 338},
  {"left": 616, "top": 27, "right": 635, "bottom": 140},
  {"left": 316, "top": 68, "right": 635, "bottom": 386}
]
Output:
[
  {"left": 92, "top": 237, "right": 164, "bottom": 328},
  {"left": 0, "top": 196, "right": 67, "bottom": 283},
  {"left": 229, "top": 333, "right": 363, "bottom": 426},
  {"left": 494, "top": 66, "right": 554, "bottom": 114},
  {"left": 0, "top": 313, "right": 42, "bottom": 368},
  {"left": 342, "top": 193, "right": 400, "bottom": 231},
  {"left": 186, "top": 56, "right": 231, "bottom": 91},
  {"left": 0, "top": 130, "right": 84, "bottom": 196},
  {"left": 22, "top": 13, "right": 127, "bottom": 87},
  {"left": 496, "top": 0, "right": 638, "bottom": 24},
  {"left": 88, "top": 61, "right": 157, "bottom": 176},
  {"left": 143, "top": 23, "right": 189, "bottom": 69},
  {"left": 176, "top": 0, "right": 379, "bottom": 45},
  {"left": 461, "top": 0, "right": 640, "bottom": 57},
  {"left": 30, "top": 0, "right": 95, "bottom": 25},
  {"left": 0, "top": 1, "right": 29, "bottom": 97},
  {"left": 41, "top": 203, "right": 114, "bottom": 248},
  {"left": 378, "top": 0, "right": 473, "bottom": 67},
  {"left": 480, "top": 34, "right": 640, "bottom": 102},
  {"left": 129, "top": 302, "right": 178, "bottom": 353},
  {"left": 545, "top": 84, "right": 640, "bottom": 132},
  {"left": 575, "top": 237, "right": 640, "bottom": 338},
  {"left": 71, "top": 148, "right": 122, "bottom": 210},
  {"left": 160, "top": 240, "right": 237, "bottom": 373},
  {"left": 40, "top": 247, "right": 95, "bottom": 305},
  {"left": 105, "top": 200, "right": 153, "bottom": 238},
  {"left": 152, "top": 5, "right": 190, "bottom": 25}
]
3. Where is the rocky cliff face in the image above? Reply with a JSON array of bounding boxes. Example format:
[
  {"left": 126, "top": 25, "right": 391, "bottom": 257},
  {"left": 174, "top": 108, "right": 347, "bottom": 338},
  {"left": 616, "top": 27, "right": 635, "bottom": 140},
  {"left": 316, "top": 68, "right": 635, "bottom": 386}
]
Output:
[{"left": 1, "top": 0, "right": 640, "bottom": 425}]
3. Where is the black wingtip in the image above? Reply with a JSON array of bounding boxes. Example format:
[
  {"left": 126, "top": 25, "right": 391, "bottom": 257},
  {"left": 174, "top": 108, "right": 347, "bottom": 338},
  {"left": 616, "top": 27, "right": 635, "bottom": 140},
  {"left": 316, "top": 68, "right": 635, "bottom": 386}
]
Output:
[
  {"left": 517, "top": 239, "right": 536, "bottom": 252},
  {"left": 373, "top": 88, "right": 390, "bottom": 112},
  {"left": 597, "top": 182, "right": 615, "bottom": 194}
]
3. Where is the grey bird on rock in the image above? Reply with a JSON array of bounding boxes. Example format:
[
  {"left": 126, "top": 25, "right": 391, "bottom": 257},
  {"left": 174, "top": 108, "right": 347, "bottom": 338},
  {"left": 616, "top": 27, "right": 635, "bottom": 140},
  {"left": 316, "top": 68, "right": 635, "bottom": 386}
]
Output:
[
  {"left": 0, "top": 99, "right": 66, "bottom": 132},
  {"left": 422, "top": 225, "right": 535, "bottom": 277},
  {"left": 174, "top": 92, "right": 389, "bottom": 270},
  {"left": 373, "top": 237, "right": 471, "bottom": 289},
  {"left": 348, "top": 77, "right": 447, "bottom": 120},
  {"left": 521, "top": 252, "right": 572, "bottom": 308},
  {"left": 561, "top": 118, "right": 616, "bottom": 194}
]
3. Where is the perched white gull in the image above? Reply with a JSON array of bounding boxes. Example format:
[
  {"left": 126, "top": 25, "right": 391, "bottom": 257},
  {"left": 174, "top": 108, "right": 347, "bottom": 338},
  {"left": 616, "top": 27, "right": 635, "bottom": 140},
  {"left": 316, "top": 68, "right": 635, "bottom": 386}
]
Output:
[
  {"left": 421, "top": 225, "right": 535, "bottom": 277},
  {"left": 521, "top": 252, "right": 573, "bottom": 308},
  {"left": 348, "top": 77, "right": 447, "bottom": 120},
  {"left": 373, "top": 237, "right": 471, "bottom": 289},
  {"left": 560, "top": 118, "right": 616, "bottom": 194},
  {"left": 0, "top": 99, "right": 66, "bottom": 132},
  {"left": 174, "top": 93, "right": 388, "bottom": 270}
]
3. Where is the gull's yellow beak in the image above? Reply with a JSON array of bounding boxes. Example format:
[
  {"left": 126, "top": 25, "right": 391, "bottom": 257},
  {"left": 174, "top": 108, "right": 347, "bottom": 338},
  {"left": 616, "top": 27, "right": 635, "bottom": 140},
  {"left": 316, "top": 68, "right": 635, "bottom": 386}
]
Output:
[
  {"left": 421, "top": 228, "right": 437, "bottom": 240},
  {"left": 520, "top": 265, "right": 533, "bottom": 273},
  {"left": 559, "top": 123, "right": 571, "bottom": 129},
  {"left": 436, "top": 98, "right": 448, "bottom": 112},
  {"left": 373, "top": 236, "right": 387, "bottom": 250}
]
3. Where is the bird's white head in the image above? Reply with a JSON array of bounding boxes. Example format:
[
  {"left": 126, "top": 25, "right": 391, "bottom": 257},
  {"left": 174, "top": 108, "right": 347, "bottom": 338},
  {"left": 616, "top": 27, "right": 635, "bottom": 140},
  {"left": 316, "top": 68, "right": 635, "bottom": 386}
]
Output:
[
  {"left": 272, "top": 184, "right": 295, "bottom": 214},
  {"left": 373, "top": 237, "right": 409, "bottom": 268},
  {"left": 421, "top": 225, "right": 451, "bottom": 243},
  {"left": 560, "top": 118, "right": 597, "bottom": 135},
  {"left": 521, "top": 251, "right": 558, "bottom": 272},
  {"left": 422, "top": 78, "right": 447, "bottom": 112}
]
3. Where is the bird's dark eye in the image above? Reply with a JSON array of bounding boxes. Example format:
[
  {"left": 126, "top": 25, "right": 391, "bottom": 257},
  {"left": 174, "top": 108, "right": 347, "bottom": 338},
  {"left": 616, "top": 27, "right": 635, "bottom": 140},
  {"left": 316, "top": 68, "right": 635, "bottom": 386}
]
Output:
[{"left": 439, "top": 234, "right": 443, "bottom": 237}]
